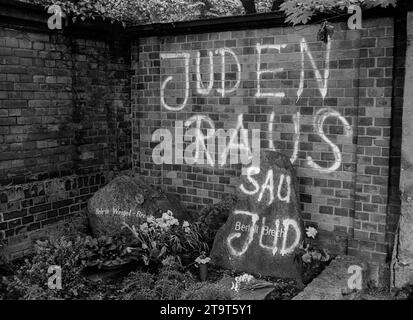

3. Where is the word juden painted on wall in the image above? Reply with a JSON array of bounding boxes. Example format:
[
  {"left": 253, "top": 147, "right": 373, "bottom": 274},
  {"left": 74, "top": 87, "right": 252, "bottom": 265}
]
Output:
[{"left": 152, "top": 37, "right": 354, "bottom": 174}]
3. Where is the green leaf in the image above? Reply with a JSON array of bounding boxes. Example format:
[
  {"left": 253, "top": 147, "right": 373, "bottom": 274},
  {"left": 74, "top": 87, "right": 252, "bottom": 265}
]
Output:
[{"left": 158, "top": 246, "right": 167, "bottom": 258}]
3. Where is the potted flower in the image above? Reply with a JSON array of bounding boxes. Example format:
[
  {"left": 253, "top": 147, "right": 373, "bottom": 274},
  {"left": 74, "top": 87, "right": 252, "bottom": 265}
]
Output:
[{"left": 195, "top": 251, "right": 211, "bottom": 282}]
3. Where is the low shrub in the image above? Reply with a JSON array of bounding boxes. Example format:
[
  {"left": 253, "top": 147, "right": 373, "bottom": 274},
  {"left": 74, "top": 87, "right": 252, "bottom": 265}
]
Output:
[
  {"left": 116, "top": 265, "right": 195, "bottom": 300},
  {"left": 117, "top": 271, "right": 157, "bottom": 300},
  {"left": 82, "top": 234, "right": 138, "bottom": 270},
  {"left": 180, "top": 282, "right": 232, "bottom": 300},
  {"left": 153, "top": 266, "right": 195, "bottom": 300},
  {"left": 1, "top": 237, "right": 92, "bottom": 300},
  {"left": 0, "top": 210, "right": 229, "bottom": 300}
]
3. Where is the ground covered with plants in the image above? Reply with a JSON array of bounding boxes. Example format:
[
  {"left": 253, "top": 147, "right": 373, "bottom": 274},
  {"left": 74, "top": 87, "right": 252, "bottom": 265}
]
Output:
[{"left": 0, "top": 197, "right": 334, "bottom": 300}]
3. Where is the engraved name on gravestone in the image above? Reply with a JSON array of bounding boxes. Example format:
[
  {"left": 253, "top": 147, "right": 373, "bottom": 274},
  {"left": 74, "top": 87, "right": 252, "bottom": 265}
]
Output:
[
  {"left": 87, "top": 175, "right": 190, "bottom": 237},
  {"left": 210, "top": 151, "right": 304, "bottom": 280}
]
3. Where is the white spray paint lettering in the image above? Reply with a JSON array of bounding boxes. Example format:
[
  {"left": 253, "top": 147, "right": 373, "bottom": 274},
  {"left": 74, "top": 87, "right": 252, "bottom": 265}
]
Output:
[
  {"left": 256, "top": 43, "right": 286, "bottom": 98},
  {"left": 229, "top": 214, "right": 301, "bottom": 257},
  {"left": 152, "top": 117, "right": 260, "bottom": 169},
  {"left": 268, "top": 112, "right": 276, "bottom": 151},
  {"left": 160, "top": 52, "right": 190, "bottom": 111},
  {"left": 290, "top": 112, "right": 301, "bottom": 164},
  {"left": 227, "top": 210, "right": 260, "bottom": 256},
  {"left": 215, "top": 47, "right": 241, "bottom": 97},
  {"left": 240, "top": 168, "right": 291, "bottom": 204},
  {"left": 157, "top": 38, "right": 353, "bottom": 174},
  {"left": 297, "top": 37, "right": 331, "bottom": 101},
  {"left": 195, "top": 51, "right": 214, "bottom": 95},
  {"left": 184, "top": 115, "right": 216, "bottom": 166},
  {"left": 307, "top": 108, "right": 353, "bottom": 173}
]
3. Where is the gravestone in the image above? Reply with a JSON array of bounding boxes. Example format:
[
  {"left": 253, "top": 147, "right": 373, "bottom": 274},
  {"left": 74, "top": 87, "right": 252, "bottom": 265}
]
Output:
[
  {"left": 88, "top": 175, "right": 190, "bottom": 237},
  {"left": 210, "top": 151, "right": 304, "bottom": 280}
]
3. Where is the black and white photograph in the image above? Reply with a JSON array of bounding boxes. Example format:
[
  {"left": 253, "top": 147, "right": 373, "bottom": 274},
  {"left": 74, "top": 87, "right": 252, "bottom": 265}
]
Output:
[{"left": 0, "top": 0, "right": 412, "bottom": 307}]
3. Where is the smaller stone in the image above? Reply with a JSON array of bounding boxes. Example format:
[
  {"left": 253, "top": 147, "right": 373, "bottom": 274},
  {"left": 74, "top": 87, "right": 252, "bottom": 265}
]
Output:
[{"left": 210, "top": 151, "right": 304, "bottom": 281}]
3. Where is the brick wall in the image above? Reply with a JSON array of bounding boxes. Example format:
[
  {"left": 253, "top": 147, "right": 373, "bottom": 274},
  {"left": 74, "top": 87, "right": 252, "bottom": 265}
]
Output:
[
  {"left": 0, "top": 1, "right": 405, "bottom": 266},
  {"left": 131, "top": 16, "right": 402, "bottom": 263},
  {"left": 0, "top": 4, "right": 131, "bottom": 258}
]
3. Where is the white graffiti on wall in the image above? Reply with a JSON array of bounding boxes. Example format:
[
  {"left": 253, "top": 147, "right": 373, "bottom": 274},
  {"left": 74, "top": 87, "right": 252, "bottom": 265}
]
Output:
[
  {"left": 256, "top": 43, "right": 286, "bottom": 98},
  {"left": 297, "top": 37, "right": 331, "bottom": 101},
  {"left": 268, "top": 112, "right": 276, "bottom": 151},
  {"left": 267, "top": 109, "right": 353, "bottom": 172},
  {"left": 152, "top": 117, "right": 261, "bottom": 170},
  {"left": 152, "top": 109, "right": 353, "bottom": 174},
  {"left": 160, "top": 52, "right": 190, "bottom": 111},
  {"left": 184, "top": 115, "right": 216, "bottom": 166},
  {"left": 195, "top": 51, "right": 214, "bottom": 95},
  {"left": 290, "top": 112, "right": 301, "bottom": 164},
  {"left": 227, "top": 211, "right": 301, "bottom": 257},
  {"left": 306, "top": 108, "right": 353, "bottom": 173},
  {"left": 215, "top": 48, "right": 241, "bottom": 97},
  {"left": 157, "top": 37, "right": 353, "bottom": 174},
  {"left": 218, "top": 114, "right": 253, "bottom": 169},
  {"left": 160, "top": 38, "right": 331, "bottom": 109}
]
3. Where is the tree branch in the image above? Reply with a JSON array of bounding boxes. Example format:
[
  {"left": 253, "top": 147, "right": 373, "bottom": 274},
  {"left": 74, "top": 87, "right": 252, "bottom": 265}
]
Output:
[
  {"left": 240, "top": 0, "right": 257, "bottom": 14},
  {"left": 271, "top": 0, "right": 284, "bottom": 11}
]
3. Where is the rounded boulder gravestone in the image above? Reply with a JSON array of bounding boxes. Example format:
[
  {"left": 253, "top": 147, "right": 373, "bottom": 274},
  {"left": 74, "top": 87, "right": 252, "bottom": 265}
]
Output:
[
  {"left": 210, "top": 151, "right": 304, "bottom": 280},
  {"left": 87, "top": 175, "right": 190, "bottom": 237}
]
